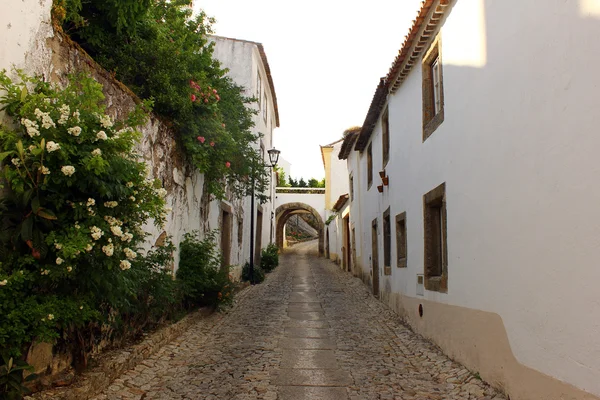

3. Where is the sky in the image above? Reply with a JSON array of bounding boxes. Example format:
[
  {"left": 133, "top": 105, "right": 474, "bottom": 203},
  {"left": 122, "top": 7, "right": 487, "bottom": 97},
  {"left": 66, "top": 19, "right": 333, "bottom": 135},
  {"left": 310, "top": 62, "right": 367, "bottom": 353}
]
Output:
[{"left": 195, "top": 0, "right": 423, "bottom": 180}]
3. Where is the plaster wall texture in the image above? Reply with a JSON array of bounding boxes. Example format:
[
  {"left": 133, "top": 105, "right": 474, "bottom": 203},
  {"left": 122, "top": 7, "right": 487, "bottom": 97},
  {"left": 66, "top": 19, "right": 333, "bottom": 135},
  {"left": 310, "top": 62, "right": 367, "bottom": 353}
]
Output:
[
  {"left": 0, "top": 0, "right": 54, "bottom": 76},
  {"left": 328, "top": 141, "right": 349, "bottom": 208},
  {"left": 349, "top": 0, "right": 600, "bottom": 398}
]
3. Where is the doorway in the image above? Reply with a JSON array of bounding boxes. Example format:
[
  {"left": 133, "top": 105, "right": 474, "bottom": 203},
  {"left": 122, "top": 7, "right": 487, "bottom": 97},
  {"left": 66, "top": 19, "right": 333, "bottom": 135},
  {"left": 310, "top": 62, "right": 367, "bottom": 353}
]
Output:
[
  {"left": 344, "top": 215, "right": 351, "bottom": 272},
  {"left": 254, "top": 209, "right": 263, "bottom": 266},
  {"left": 221, "top": 208, "right": 232, "bottom": 267},
  {"left": 371, "top": 218, "right": 379, "bottom": 297}
]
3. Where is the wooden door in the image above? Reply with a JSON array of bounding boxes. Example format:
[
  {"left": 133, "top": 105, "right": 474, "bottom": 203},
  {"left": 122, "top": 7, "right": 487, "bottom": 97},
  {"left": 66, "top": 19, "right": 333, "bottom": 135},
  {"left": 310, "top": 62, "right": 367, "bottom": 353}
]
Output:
[{"left": 371, "top": 218, "right": 379, "bottom": 297}]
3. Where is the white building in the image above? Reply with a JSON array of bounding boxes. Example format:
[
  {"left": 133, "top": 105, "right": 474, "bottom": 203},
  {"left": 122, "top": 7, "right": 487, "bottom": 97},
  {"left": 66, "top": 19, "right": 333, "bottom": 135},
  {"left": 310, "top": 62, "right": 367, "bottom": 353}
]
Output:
[
  {"left": 341, "top": 1, "right": 600, "bottom": 399},
  {"left": 210, "top": 35, "right": 280, "bottom": 269}
]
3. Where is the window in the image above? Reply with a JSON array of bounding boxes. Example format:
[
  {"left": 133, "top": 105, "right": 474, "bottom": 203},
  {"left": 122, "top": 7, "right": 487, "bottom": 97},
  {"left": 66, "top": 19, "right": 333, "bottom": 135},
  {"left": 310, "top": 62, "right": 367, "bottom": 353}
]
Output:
[
  {"left": 257, "top": 72, "right": 262, "bottom": 110},
  {"left": 349, "top": 174, "right": 354, "bottom": 202},
  {"left": 396, "top": 212, "right": 407, "bottom": 268},
  {"left": 423, "top": 183, "right": 447, "bottom": 292},
  {"left": 422, "top": 37, "right": 444, "bottom": 141},
  {"left": 367, "top": 143, "right": 373, "bottom": 189},
  {"left": 263, "top": 93, "right": 268, "bottom": 122},
  {"left": 382, "top": 108, "right": 389, "bottom": 167},
  {"left": 431, "top": 59, "right": 442, "bottom": 115},
  {"left": 383, "top": 208, "right": 391, "bottom": 275}
]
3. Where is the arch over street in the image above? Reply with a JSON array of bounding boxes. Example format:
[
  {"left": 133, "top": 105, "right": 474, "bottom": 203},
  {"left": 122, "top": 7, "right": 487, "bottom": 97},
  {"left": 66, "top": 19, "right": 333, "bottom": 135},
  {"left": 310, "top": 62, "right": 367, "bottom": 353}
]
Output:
[{"left": 275, "top": 202, "right": 325, "bottom": 256}]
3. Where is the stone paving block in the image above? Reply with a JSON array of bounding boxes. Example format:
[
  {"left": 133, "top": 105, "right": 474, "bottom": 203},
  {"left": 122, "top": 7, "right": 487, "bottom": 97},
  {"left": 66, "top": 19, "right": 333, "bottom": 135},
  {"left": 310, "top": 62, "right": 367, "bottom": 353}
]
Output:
[
  {"left": 281, "top": 349, "right": 338, "bottom": 369},
  {"left": 287, "top": 311, "right": 326, "bottom": 321},
  {"left": 287, "top": 303, "right": 323, "bottom": 312},
  {"left": 284, "top": 327, "right": 330, "bottom": 338},
  {"left": 277, "top": 386, "right": 349, "bottom": 400},
  {"left": 289, "top": 292, "right": 320, "bottom": 302},
  {"left": 284, "top": 320, "right": 331, "bottom": 329},
  {"left": 279, "top": 337, "right": 336, "bottom": 350},
  {"left": 272, "top": 369, "right": 353, "bottom": 386}
]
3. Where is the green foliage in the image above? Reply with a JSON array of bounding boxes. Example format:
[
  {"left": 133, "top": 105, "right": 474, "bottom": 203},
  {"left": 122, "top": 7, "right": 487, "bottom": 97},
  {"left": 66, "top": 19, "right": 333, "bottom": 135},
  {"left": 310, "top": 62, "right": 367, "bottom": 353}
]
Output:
[
  {"left": 60, "top": 0, "right": 271, "bottom": 200},
  {"left": 0, "top": 71, "right": 170, "bottom": 366},
  {"left": 286, "top": 176, "right": 325, "bottom": 188},
  {"left": 176, "top": 231, "right": 235, "bottom": 308},
  {"left": 0, "top": 354, "right": 37, "bottom": 400},
  {"left": 260, "top": 244, "right": 279, "bottom": 273},
  {"left": 241, "top": 262, "right": 264, "bottom": 284},
  {"left": 325, "top": 214, "right": 337, "bottom": 226},
  {"left": 275, "top": 167, "right": 289, "bottom": 187}
]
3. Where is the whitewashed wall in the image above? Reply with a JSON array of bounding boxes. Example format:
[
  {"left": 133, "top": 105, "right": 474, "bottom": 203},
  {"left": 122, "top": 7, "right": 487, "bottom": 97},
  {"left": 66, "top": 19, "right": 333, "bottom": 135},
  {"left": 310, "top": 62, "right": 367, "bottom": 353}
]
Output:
[{"left": 351, "top": 0, "right": 600, "bottom": 397}]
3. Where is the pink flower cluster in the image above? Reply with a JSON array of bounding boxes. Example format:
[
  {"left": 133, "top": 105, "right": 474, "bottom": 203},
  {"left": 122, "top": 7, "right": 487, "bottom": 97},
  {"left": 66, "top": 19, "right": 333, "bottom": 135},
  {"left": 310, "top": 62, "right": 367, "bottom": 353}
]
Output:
[{"left": 189, "top": 80, "right": 221, "bottom": 104}]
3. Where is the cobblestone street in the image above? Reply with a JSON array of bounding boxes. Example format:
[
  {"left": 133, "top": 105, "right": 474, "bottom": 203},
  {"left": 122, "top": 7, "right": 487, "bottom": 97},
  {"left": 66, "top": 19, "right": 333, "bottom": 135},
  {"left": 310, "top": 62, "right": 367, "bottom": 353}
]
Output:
[{"left": 93, "top": 241, "right": 505, "bottom": 400}]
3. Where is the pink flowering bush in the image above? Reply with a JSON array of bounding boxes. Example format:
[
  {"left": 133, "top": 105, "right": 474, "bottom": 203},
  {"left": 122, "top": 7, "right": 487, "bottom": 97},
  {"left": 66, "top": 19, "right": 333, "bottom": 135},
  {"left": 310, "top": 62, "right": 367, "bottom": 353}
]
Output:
[{"left": 0, "top": 71, "right": 175, "bottom": 371}]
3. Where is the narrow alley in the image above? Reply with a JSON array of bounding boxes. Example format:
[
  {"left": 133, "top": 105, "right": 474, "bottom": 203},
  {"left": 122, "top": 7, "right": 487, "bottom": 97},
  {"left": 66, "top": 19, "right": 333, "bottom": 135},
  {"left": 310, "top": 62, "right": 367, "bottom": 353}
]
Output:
[{"left": 92, "top": 241, "right": 504, "bottom": 400}]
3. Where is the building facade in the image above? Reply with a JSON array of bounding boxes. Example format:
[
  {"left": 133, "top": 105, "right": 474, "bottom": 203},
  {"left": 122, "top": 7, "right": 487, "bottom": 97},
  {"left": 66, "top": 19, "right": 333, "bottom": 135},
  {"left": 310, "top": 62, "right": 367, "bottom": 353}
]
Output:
[
  {"left": 210, "top": 35, "right": 280, "bottom": 272},
  {"left": 341, "top": 0, "right": 600, "bottom": 399}
]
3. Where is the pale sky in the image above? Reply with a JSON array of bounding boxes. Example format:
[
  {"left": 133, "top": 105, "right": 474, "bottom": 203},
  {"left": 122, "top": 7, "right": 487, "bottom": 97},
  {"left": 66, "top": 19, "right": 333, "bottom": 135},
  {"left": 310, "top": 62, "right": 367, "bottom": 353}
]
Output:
[{"left": 195, "top": 0, "right": 423, "bottom": 180}]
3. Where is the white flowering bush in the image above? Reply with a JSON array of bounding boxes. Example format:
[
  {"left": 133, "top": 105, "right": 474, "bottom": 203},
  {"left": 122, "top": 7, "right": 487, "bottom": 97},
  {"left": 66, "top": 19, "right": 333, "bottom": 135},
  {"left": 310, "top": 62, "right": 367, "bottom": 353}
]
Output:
[{"left": 0, "top": 71, "right": 173, "bottom": 364}]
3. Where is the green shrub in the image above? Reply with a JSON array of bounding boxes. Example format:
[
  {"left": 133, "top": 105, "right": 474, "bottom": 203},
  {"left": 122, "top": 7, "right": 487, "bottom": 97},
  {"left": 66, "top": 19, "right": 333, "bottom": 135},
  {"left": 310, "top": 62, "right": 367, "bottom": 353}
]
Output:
[
  {"left": 241, "top": 262, "right": 265, "bottom": 284},
  {"left": 176, "top": 231, "right": 234, "bottom": 308},
  {"left": 0, "top": 354, "right": 37, "bottom": 400},
  {"left": 0, "top": 70, "right": 170, "bottom": 371},
  {"left": 260, "top": 244, "right": 279, "bottom": 273},
  {"left": 59, "top": 0, "right": 272, "bottom": 201}
]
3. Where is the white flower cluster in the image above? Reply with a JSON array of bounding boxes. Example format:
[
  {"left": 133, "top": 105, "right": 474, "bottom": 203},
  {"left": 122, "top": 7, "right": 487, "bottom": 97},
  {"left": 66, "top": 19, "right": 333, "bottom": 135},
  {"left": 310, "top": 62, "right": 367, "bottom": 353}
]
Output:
[
  {"left": 66, "top": 266, "right": 72, "bottom": 272},
  {"left": 104, "top": 201, "right": 118, "bottom": 208},
  {"left": 40, "top": 166, "right": 50, "bottom": 175},
  {"left": 156, "top": 188, "right": 167, "bottom": 198},
  {"left": 46, "top": 141, "right": 60, "bottom": 152},
  {"left": 73, "top": 110, "right": 81, "bottom": 122},
  {"left": 110, "top": 225, "right": 123, "bottom": 237},
  {"left": 86, "top": 198, "right": 95, "bottom": 207},
  {"left": 35, "top": 108, "right": 56, "bottom": 129},
  {"left": 61, "top": 165, "right": 75, "bottom": 176},
  {"left": 41, "top": 269, "right": 50, "bottom": 276},
  {"left": 92, "top": 148, "right": 102, "bottom": 156},
  {"left": 104, "top": 215, "right": 122, "bottom": 226},
  {"left": 121, "top": 232, "right": 134, "bottom": 243},
  {"left": 68, "top": 126, "right": 82, "bottom": 137},
  {"left": 47, "top": 314, "right": 54, "bottom": 321},
  {"left": 123, "top": 248, "right": 137, "bottom": 260},
  {"left": 58, "top": 104, "right": 70, "bottom": 125},
  {"left": 86, "top": 243, "right": 94, "bottom": 252},
  {"left": 11, "top": 158, "right": 20, "bottom": 167},
  {"left": 99, "top": 114, "right": 113, "bottom": 129},
  {"left": 120, "top": 260, "right": 131, "bottom": 270},
  {"left": 56, "top": 257, "right": 64, "bottom": 265},
  {"left": 90, "top": 226, "right": 103, "bottom": 240},
  {"left": 21, "top": 118, "right": 40, "bottom": 137},
  {"left": 54, "top": 243, "right": 62, "bottom": 250},
  {"left": 0, "top": 279, "right": 7, "bottom": 286},
  {"left": 96, "top": 131, "right": 108, "bottom": 141},
  {"left": 102, "top": 243, "right": 114, "bottom": 257}
]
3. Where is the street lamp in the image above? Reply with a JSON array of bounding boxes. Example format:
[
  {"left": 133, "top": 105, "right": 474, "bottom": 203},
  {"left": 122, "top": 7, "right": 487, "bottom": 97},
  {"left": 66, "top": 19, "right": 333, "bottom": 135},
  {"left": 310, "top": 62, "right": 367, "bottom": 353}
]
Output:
[{"left": 249, "top": 147, "right": 280, "bottom": 284}]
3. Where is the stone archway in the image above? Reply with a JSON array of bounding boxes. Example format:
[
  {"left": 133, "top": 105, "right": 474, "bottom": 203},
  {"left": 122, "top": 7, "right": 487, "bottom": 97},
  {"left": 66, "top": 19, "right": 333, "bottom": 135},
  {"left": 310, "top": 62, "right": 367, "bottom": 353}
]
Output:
[{"left": 276, "top": 202, "right": 325, "bottom": 256}]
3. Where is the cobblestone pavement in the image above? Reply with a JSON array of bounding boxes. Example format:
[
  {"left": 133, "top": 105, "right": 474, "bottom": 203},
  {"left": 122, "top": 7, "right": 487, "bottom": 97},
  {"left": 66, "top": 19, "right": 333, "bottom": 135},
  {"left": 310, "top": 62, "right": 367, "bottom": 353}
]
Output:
[{"left": 92, "top": 240, "right": 506, "bottom": 400}]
